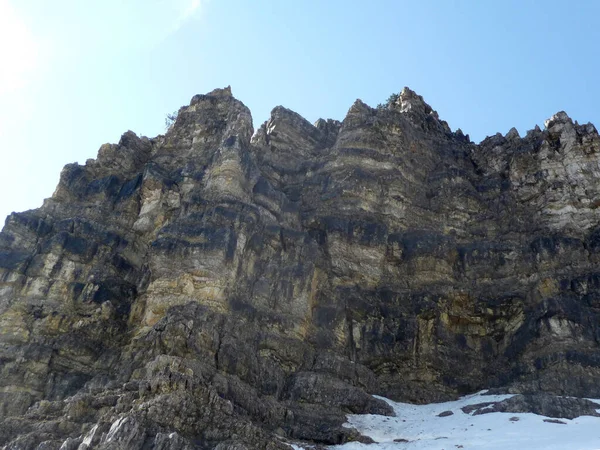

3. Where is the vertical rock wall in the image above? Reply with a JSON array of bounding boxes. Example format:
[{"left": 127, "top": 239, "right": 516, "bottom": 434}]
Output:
[{"left": 1, "top": 86, "right": 600, "bottom": 448}]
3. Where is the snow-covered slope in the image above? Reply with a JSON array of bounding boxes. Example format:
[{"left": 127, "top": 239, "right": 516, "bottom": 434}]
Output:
[{"left": 310, "top": 391, "right": 600, "bottom": 449}]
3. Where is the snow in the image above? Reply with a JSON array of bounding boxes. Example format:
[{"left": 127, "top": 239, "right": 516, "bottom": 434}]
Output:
[{"left": 314, "top": 391, "right": 600, "bottom": 450}]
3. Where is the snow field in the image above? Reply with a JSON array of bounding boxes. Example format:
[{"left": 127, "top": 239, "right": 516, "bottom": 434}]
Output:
[{"left": 324, "top": 391, "right": 600, "bottom": 450}]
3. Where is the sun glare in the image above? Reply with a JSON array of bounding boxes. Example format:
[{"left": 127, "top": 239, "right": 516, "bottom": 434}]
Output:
[{"left": 0, "top": 1, "right": 38, "bottom": 95}]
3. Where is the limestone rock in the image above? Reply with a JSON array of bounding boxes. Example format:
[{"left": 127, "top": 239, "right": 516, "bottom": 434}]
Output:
[{"left": 3, "top": 86, "right": 600, "bottom": 447}]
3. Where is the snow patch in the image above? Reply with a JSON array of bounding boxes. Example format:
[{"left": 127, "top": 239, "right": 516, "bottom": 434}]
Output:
[{"left": 330, "top": 391, "right": 600, "bottom": 450}]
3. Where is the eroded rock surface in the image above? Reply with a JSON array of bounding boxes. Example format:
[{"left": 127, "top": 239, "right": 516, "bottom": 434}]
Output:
[{"left": 2, "top": 86, "right": 600, "bottom": 448}]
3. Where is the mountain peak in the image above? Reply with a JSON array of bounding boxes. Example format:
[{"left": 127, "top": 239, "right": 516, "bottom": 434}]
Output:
[
  {"left": 2, "top": 86, "right": 600, "bottom": 449},
  {"left": 399, "top": 86, "right": 434, "bottom": 116},
  {"left": 544, "top": 110, "right": 572, "bottom": 129}
]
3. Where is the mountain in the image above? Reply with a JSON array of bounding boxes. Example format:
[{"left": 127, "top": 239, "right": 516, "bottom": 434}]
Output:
[{"left": 1, "top": 86, "right": 600, "bottom": 449}]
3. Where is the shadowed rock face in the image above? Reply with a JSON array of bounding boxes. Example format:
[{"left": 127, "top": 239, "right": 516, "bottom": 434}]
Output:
[{"left": 2, "top": 86, "right": 600, "bottom": 448}]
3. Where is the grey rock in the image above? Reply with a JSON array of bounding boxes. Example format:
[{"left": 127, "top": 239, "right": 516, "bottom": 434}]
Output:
[
  {"left": 473, "top": 394, "right": 600, "bottom": 419},
  {"left": 543, "top": 418, "right": 567, "bottom": 424},
  {"left": 461, "top": 403, "right": 497, "bottom": 415},
  {"left": 3, "top": 86, "right": 600, "bottom": 447}
]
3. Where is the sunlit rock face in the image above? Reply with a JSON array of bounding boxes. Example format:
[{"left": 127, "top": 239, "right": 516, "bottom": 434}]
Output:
[{"left": 2, "top": 86, "right": 600, "bottom": 448}]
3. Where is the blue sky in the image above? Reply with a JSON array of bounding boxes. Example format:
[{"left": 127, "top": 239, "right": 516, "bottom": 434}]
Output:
[{"left": 1, "top": 0, "right": 599, "bottom": 224}]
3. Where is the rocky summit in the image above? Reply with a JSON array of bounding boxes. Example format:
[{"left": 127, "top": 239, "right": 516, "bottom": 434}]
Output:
[{"left": 1, "top": 86, "right": 600, "bottom": 449}]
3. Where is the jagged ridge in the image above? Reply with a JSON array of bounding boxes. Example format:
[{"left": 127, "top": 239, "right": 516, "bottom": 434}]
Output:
[{"left": 1, "top": 86, "right": 600, "bottom": 449}]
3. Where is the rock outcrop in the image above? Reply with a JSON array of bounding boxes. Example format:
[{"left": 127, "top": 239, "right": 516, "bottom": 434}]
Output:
[
  {"left": 2, "top": 86, "right": 600, "bottom": 448},
  {"left": 464, "top": 393, "right": 600, "bottom": 419}
]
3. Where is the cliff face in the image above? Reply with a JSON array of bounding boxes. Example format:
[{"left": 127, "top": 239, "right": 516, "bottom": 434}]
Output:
[{"left": 2, "top": 86, "right": 600, "bottom": 448}]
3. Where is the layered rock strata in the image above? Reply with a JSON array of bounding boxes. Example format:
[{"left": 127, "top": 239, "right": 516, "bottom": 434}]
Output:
[{"left": 1, "top": 86, "right": 600, "bottom": 448}]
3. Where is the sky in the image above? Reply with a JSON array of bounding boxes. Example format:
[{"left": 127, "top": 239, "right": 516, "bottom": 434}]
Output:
[{"left": 1, "top": 0, "right": 599, "bottom": 225}]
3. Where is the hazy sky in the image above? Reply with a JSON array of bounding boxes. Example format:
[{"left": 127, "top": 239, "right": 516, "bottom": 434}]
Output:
[{"left": 1, "top": 0, "right": 599, "bottom": 225}]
